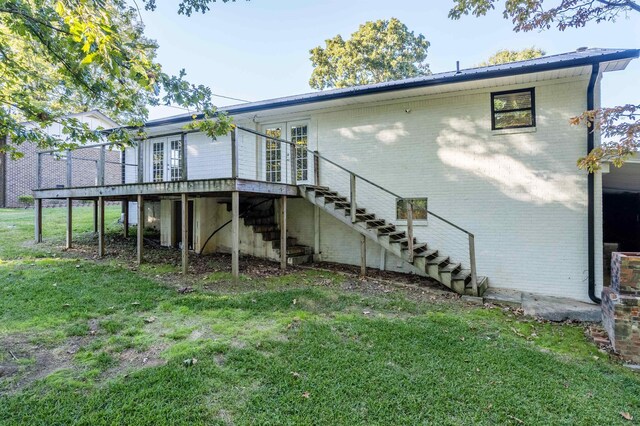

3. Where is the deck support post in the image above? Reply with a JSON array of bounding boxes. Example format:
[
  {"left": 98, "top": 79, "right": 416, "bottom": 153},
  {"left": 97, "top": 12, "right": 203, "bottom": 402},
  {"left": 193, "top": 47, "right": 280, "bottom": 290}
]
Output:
[
  {"left": 181, "top": 193, "right": 189, "bottom": 275},
  {"left": 313, "top": 205, "right": 320, "bottom": 262},
  {"left": 137, "top": 195, "right": 144, "bottom": 264},
  {"left": 34, "top": 198, "right": 42, "bottom": 243},
  {"left": 66, "top": 198, "right": 72, "bottom": 249},
  {"left": 360, "top": 235, "right": 366, "bottom": 278},
  {"left": 231, "top": 191, "right": 240, "bottom": 278},
  {"left": 469, "top": 234, "right": 478, "bottom": 296},
  {"left": 98, "top": 196, "right": 105, "bottom": 257},
  {"left": 280, "top": 195, "right": 287, "bottom": 270},
  {"left": 93, "top": 199, "right": 98, "bottom": 233},
  {"left": 123, "top": 201, "right": 129, "bottom": 238},
  {"left": 406, "top": 200, "right": 414, "bottom": 263}
]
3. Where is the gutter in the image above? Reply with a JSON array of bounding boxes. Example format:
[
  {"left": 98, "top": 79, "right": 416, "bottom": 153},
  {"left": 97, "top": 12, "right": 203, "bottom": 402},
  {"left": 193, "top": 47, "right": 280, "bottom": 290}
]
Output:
[{"left": 587, "top": 63, "right": 601, "bottom": 304}]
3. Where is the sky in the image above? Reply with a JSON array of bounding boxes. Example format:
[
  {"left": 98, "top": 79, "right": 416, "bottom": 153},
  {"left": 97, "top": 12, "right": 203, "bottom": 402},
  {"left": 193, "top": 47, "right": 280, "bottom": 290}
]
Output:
[{"left": 139, "top": 0, "right": 640, "bottom": 119}]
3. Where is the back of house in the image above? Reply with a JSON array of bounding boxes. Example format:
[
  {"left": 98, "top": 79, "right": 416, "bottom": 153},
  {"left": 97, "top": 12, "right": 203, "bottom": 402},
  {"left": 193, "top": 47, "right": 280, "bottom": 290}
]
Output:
[{"left": 34, "top": 48, "right": 640, "bottom": 303}]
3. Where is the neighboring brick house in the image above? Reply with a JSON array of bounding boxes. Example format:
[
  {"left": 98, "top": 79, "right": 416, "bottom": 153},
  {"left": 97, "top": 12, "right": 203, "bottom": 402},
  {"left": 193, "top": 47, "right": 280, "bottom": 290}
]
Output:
[{"left": 0, "top": 110, "right": 119, "bottom": 208}]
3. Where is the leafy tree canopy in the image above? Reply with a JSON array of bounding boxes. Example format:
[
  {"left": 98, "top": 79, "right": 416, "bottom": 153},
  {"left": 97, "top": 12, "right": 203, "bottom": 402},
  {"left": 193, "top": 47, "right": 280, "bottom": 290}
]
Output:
[
  {"left": 449, "top": 0, "right": 640, "bottom": 171},
  {"left": 480, "top": 47, "right": 545, "bottom": 66},
  {"left": 309, "top": 18, "right": 431, "bottom": 90},
  {"left": 0, "top": 0, "right": 235, "bottom": 159}
]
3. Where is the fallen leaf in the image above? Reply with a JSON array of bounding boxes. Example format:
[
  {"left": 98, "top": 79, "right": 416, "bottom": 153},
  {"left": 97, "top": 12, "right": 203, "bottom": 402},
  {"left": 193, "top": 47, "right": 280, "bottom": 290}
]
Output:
[
  {"left": 621, "top": 412, "right": 633, "bottom": 421},
  {"left": 131, "top": 302, "right": 140, "bottom": 306},
  {"left": 301, "top": 391, "right": 310, "bottom": 399},
  {"left": 363, "top": 310, "right": 371, "bottom": 315},
  {"left": 144, "top": 316, "right": 156, "bottom": 324},
  {"left": 292, "top": 299, "right": 297, "bottom": 305},
  {"left": 183, "top": 358, "right": 198, "bottom": 367},
  {"left": 291, "top": 371, "right": 300, "bottom": 378}
]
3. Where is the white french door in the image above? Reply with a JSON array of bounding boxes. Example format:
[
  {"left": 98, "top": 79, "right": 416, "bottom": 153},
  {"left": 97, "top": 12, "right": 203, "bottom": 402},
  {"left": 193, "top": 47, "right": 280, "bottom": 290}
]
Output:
[
  {"left": 150, "top": 136, "right": 183, "bottom": 182},
  {"left": 262, "top": 121, "right": 310, "bottom": 184}
]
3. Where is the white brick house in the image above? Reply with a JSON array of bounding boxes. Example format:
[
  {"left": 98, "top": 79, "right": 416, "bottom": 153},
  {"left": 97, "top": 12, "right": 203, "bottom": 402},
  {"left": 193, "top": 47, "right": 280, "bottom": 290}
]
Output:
[{"left": 34, "top": 48, "right": 640, "bottom": 303}]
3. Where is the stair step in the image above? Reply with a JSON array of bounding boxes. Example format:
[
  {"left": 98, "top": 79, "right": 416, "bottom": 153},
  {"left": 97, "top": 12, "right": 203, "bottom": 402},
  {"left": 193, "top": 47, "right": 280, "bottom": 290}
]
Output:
[
  {"left": 315, "top": 190, "right": 338, "bottom": 198},
  {"left": 414, "top": 249, "right": 438, "bottom": 258},
  {"left": 284, "top": 245, "right": 312, "bottom": 256},
  {"left": 244, "top": 217, "right": 276, "bottom": 226},
  {"left": 427, "top": 256, "right": 449, "bottom": 266},
  {"left": 271, "top": 237, "right": 298, "bottom": 247},
  {"left": 343, "top": 207, "right": 367, "bottom": 215},
  {"left": 287, "top": 254, "right": 312, "bottom": 266},
  {"left": 251, "top": 224, "right": 278, "bottom": 233},
  {"left": 388, "top": 231, "right": 406, "bottom": 239},
  {"left": 323, "top": 195, "right": 347, "bottom": 203},
  {"left": 453, "top": 269, "right": 472, "bottom": 283},
  {"left": 365, "top": 219, "right": 385, "bottom": 227},
  {"left": 440, "top": 262, "right": 461, "bottom": 273},
  {"left": 305, "top": 186, "right": 329, "bottom": 191},
  {"left": 403, "top": 242, "right": 428, "bottom": 252},
  {"left": 374, "top": 225, "right": 397, "bottom": 235}
]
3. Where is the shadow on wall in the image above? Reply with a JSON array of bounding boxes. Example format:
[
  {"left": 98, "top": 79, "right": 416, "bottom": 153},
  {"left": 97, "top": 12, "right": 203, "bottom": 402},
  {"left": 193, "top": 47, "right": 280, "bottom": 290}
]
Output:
[{"left": 436, "top": 116, "right": 586, "bottom": 211}]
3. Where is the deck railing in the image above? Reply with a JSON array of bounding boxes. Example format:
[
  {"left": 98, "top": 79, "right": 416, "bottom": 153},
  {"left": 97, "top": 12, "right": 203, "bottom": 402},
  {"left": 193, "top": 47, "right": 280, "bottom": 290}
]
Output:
[{"left": 36, "top": 142, "right": 135, "bottom": 189}]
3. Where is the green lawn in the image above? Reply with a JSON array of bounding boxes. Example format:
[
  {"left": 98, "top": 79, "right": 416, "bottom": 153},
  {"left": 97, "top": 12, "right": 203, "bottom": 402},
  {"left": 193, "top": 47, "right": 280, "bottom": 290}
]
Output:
[{"left": 1, "top": 207, "right": 639, "bottom": 425}]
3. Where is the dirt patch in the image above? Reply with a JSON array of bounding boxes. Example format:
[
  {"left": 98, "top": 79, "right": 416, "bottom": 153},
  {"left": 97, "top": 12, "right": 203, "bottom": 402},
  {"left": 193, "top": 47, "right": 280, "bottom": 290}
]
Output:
[{"left": 0, "top": 334, "right": 88, "bottom": 394}]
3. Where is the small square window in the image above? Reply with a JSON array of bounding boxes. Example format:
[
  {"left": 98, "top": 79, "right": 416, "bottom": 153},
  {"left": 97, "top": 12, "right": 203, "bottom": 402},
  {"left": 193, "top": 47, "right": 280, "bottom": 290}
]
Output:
[
  {"left": 396, "top": 198, "right": 428, "bottom": 220},
  {"left": 491, "top": 88, "right": 536, "bottom": 130}
]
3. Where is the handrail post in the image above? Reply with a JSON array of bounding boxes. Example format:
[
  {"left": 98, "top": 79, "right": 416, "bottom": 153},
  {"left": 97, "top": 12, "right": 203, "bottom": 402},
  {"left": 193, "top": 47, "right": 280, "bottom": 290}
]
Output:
[
  {"left": 469, "top": 233, "right": 478, "bottom": 295},
  {"left": 97, "top": 145, "right": 106, "bottom": 186},
  {"left": 231, "top": 126, "right": 238, "bottom": 179},
  {"left": 181, "top": 133, "right": 187, "bottom": 181},
  {"left": 350, "top": 173, "right": 357, "bottom": 223},
  {"left": 314, "top": 151, "right": 320, "bottom": 186},
  {"left": 137, "top": 142, "right": 144, "bottom": 183},
  {"left": 66, "top": 149, "right": 72, "bottom": 187},
  {"left": 406, "top": 200, "right": 414, "bottom": 262},
  {"left": 291, "top": 141, "right": 297, "bottom": 185},
  {"left": 36, "top": 152, "right": 42, "bottom": 189}
]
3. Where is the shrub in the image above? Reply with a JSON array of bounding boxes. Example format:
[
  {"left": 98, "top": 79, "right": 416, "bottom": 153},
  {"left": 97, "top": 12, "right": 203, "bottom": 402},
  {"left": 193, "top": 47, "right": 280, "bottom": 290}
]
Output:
[{"left": 18, "top": 195, "right": 34, "bottom": 208}]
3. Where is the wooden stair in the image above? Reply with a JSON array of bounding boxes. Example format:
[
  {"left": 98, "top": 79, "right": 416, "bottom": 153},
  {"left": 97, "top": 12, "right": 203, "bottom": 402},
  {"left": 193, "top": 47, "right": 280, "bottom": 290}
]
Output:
[
  {"left": 241, "top": 201, "right": 313, "bottom": 265},
  {"left": 300, "top": 185, "right": 488, "bottom": 296}
]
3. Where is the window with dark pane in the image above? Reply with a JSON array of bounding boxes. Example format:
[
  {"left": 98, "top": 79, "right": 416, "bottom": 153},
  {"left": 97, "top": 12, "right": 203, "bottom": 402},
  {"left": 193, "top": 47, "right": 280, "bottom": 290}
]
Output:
[
  {"left": 396, "top": 198, "right": 428, "bottom": 220},
  {"left": 491, "top": 88, "right": 535, "bottom": 130}
]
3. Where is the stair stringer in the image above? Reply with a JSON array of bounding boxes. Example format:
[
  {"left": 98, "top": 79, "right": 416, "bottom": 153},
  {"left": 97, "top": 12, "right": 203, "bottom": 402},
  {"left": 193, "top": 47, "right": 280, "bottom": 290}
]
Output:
[{"left": 300, "top": 186, "right": 488, "bottom": 296}]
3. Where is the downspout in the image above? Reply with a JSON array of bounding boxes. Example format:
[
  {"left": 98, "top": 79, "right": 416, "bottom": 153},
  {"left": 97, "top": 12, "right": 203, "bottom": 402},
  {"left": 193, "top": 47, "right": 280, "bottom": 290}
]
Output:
[{"left": 587, "top": 63, "right": 600, "bottom": 304}]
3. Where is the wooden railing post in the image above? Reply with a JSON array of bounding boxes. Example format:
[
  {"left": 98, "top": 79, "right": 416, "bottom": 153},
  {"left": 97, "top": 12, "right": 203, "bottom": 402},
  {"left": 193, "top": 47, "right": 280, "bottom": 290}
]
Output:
[
  {"left": 181, "top": 133, "right": 187, "bottom": 181},
  {"left": 313, "top": 152, "right": 320, "bottom": 186},
  {"left": 469, "top": 233, "right": 478, "bottom": 295},
  {"left": 66, "top": 149, "right": 72, "bottom": 187},
  {"left": 97, "top": 145, "right": 106, "bottom": 186},
  {"left": 290, "top": 142, "right": 297, "bottom": 185},
  {"left": 350, "top": 173, "right": 357, "bottom": 223},
  {"left": 231, "top": 126, "right": 238, "bottom": 179},
  {"left": 137, "top": 142, "right": 144, "bottom": 183},
  {"left": 406, "top": 200, "right": 414, "bottom": 262},
  {"left": 36, "top": 152, "right": 42, "bottom": 189}
]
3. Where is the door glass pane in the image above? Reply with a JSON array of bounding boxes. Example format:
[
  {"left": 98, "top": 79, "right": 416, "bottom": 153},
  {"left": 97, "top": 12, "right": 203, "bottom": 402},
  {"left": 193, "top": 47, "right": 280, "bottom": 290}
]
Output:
[
  {"left": 152, "top": 141, "right": 164, "bottom": 182},
  {"left": 265, "top": 127, "right": 282, "bottom": 183},
  {"left": 169, "top": 138, "right": 182, "bottom": 181},
  {"left": 290, "top": 124, "right": 308, "bottom": 181}
]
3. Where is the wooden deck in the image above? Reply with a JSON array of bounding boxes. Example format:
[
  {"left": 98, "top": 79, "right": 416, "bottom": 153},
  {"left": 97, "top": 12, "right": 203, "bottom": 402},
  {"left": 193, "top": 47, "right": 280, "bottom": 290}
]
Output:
[{"left": 32, "top": 178, "right": 300, "bottom": 200}]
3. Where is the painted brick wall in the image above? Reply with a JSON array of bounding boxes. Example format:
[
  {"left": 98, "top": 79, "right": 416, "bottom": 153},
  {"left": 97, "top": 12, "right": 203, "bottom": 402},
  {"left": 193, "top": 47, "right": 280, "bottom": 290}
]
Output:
[{"left": 309, "top": 76, "right": 599, "bottom": 302}]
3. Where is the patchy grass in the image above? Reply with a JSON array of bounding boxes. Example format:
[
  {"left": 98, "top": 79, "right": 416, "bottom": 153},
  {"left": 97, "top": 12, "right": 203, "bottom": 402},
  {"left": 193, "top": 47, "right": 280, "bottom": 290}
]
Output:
[{"left": 1, "top": 207, "right": 640, "bottom": 425}]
